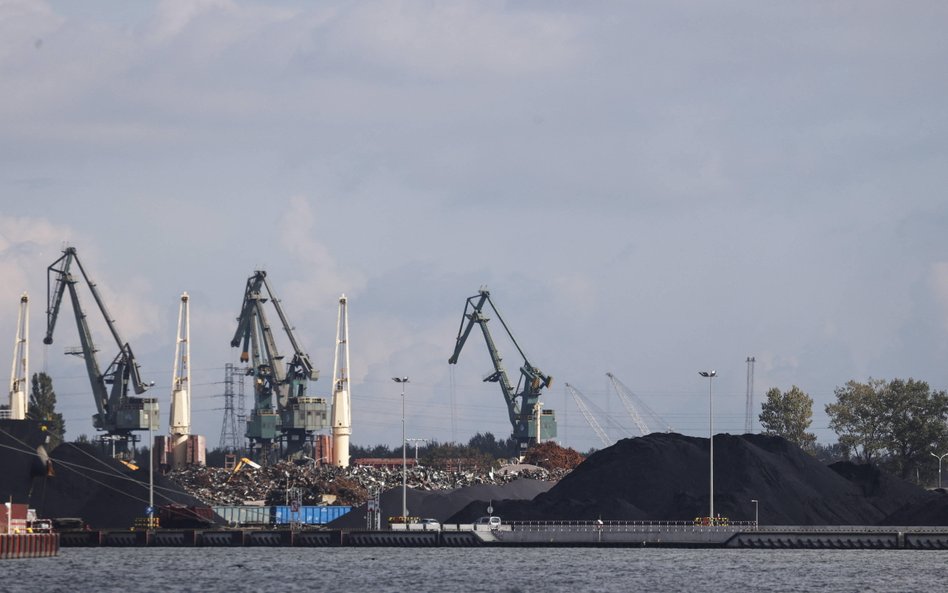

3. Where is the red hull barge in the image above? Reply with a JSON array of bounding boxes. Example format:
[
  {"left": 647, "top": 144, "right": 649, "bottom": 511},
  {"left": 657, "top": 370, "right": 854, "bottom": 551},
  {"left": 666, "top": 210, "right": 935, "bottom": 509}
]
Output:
[{"left": 0, "top": 533, "right": 59, "bottom": 559}]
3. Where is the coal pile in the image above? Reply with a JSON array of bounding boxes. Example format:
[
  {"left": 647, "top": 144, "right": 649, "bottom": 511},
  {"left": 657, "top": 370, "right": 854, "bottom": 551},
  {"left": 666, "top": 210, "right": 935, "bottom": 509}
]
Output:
[
  {"left": 29, "top": 442, "right": 216, "bottom": 529},
  {"left": 879, "top": 489, "right": 948, "bottom": 525},
  {"left": 452, "top": 433, "right": 938, "bottom": 525}
]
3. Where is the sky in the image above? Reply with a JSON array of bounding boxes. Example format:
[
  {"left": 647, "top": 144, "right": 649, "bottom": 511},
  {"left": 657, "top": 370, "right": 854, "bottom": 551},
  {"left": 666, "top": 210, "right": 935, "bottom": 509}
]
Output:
[{"left": 1, "top": 0, "right": 947, "bottom": 454}]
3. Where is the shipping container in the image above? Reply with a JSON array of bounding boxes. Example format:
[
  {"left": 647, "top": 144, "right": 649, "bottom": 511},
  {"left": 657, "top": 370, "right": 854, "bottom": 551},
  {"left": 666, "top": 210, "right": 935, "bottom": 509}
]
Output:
[
  {"left": 212, "top": 505, "right": 352, "bottom": 526},
  {"left": 212, "top": 505, "right": 272, "bottom": 526},
  {"left": 273, "top": 505, "right": 352, "bottom": 525}
]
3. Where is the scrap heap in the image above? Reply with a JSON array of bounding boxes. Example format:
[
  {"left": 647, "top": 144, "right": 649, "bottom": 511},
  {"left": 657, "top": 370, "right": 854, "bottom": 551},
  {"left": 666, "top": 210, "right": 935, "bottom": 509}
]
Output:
[{"left": 168, "top": 460, "right": 569, "bottom": 507}]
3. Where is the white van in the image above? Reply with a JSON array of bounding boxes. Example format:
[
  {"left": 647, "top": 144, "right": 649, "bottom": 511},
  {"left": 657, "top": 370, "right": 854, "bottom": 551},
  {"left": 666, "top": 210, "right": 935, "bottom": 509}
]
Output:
[{"left": 475, "top": 516, "right": 502, "bottom": 529}]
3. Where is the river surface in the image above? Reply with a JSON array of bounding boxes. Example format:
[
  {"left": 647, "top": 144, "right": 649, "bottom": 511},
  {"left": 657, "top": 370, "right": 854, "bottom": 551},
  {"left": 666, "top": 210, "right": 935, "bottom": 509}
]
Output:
[{"left": 3, "top": 547, "right": 944, "bottom": 592}]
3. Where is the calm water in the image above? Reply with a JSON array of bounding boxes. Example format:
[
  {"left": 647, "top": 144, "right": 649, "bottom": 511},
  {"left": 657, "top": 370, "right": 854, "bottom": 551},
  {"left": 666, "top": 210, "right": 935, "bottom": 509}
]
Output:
[{"left": 2, "top": 547, "right": 944, "bottom": 592}]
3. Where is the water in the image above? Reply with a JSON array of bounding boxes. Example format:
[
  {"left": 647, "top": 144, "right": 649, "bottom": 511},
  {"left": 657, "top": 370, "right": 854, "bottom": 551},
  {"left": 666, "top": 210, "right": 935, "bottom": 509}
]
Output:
[{"left": 2, "top": 547, "right": 944, "bottom": 592}]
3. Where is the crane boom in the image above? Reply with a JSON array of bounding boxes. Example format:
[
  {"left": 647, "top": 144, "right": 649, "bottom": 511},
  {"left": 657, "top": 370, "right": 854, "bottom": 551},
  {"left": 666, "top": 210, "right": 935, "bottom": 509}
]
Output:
[
  {"left": 606, "top": 372, "right": 673, "bottom": 434},
  {"left": 448, "top": 289, "right": 556, "bottom": 453},
  {"left": 8, "top": 293, "right": 29, "bottom": 420},
  {"left": 565, "top": 383, "right": 612, "bottom": 448},
  {"left": 43, "top": 247, "right": 155, "bottom": 456}
]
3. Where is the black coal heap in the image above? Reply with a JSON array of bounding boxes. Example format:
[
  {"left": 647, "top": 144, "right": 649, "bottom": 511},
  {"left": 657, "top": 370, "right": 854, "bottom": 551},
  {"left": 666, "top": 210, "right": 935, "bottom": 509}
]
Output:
[{"left": 452, "top": 433, "right": 942, "bottom": 525}]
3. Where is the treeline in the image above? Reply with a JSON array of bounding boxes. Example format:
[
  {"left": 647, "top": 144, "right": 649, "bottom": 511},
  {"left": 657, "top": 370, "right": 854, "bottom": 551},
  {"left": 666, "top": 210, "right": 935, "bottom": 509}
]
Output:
[
  {"left": 351, "top": 432, "right": 521, "bottom": 469},
  {"left": 760, "top": 378, "right": 948, "bottom": 482}
]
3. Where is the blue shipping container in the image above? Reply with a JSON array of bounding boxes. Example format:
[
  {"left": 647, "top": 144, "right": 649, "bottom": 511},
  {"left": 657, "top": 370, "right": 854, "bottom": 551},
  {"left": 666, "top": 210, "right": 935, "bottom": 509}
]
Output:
[{"left": 273, "top": 505, "right": 352, "bottom": 525}]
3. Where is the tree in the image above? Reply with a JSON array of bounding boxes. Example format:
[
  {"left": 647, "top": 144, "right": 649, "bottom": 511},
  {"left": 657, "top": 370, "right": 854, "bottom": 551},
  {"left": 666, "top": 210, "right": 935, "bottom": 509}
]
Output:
[
  {"left": 26, "top": 372, "right": 65, "bottom": 448},
  {"left": 758, "top": 385, "right": 817, "bottom": 450},
  {"left": 826, "top": 378, "right": 948, "bottom": 478}
]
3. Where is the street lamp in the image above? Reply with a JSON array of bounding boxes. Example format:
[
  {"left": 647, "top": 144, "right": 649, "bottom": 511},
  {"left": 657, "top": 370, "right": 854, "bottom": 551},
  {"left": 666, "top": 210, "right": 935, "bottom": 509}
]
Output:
[
  {"left": 393, "top": 377, "right": 409, "bottom": 519},
  {"left": 699, "top": 370, "right": 717, "bottom": 522},
  {"left": 932, "top": 451, "right": 948, "bottom": 489},
  {"left": 751, "top": 499, "right": 759, "bottom": 530}
]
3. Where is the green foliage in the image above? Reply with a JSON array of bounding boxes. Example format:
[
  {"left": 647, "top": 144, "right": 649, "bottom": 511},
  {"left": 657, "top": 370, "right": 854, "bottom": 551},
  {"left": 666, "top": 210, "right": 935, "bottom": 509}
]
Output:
[
  {"left": 465, "top": 432, "right": 519, "bottom": 460},
  {"left": 758, "top": 385, "right": 816, "bottom": 450},
  {"left": 826, "top": 378, "right": 948, "bottom": 478},
  {"left": 27, "top": 372, "right": 64, "bottom": 448}
]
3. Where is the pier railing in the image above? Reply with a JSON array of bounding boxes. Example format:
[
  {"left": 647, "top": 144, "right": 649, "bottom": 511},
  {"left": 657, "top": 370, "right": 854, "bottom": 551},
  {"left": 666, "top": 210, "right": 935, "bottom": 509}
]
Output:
[{"left": 506, "top": 520, "right": 757, "bottom": 532}]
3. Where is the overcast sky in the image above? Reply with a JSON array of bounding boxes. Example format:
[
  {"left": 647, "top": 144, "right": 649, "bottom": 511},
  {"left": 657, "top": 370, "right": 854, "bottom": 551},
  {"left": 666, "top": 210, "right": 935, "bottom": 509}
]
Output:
[{"left": 2, "top": 0, "right": 947, "bottom": 454}]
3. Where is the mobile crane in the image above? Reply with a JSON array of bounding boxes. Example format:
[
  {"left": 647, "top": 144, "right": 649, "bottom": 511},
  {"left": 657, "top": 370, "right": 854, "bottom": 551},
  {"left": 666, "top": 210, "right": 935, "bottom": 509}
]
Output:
[
  {"left": 231, "top": 271, "right": 326, "bottom": 461},
  {"left": 43, "top": 247, "right": 157, "bottom": 457},
  {"left": 448, "top": 289, "right": 556, "bottom": 455}
]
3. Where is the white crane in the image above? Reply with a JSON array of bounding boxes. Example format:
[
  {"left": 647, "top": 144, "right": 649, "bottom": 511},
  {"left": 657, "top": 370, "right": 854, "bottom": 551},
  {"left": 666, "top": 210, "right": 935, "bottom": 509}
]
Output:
[
  {"left": 606, "top": 372, "right": 673, "bottom": 435},
  {"left": 169, "top": 292, "right": 191, "bottom": 468},
  {"left": 565, "top": 383, "right": 613, "bottom": 448},
  {"left": 8, "top": 293, "right": 29, "bottom": 420},
  {"left": 330, "top": 294, "right": 352, "bottom": 467}
]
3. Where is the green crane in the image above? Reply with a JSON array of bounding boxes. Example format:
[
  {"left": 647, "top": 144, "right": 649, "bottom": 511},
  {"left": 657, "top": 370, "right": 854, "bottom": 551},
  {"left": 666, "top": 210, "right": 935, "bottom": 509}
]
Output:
[
  {"left": 44, "top": 247, "right": 157, "bottom": 457},
  {"left": 231, "top": 271, "right": 324, "bottom": 461},
  {"left": 448, "top": 289, "right": 556, "bottom": 455}
]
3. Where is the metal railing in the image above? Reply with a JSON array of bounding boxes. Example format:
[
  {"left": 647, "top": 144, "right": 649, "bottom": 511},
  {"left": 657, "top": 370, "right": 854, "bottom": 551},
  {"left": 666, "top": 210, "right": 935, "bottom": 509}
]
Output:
[{"left": 507, "top": 520, "right": 757, "bottom": 533}]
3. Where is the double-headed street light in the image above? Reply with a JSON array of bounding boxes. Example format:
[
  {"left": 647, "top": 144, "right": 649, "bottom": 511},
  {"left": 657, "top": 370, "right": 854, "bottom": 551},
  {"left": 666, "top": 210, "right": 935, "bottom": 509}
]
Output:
[
  {"left": 699, "top": 370, "right": 717, "bottom": 521},
  {"left": 393, "top": 377, "right": 409, "bottom": 519},
  {"left": 932, "top": 451, "right": 948, "bottom": 489}
]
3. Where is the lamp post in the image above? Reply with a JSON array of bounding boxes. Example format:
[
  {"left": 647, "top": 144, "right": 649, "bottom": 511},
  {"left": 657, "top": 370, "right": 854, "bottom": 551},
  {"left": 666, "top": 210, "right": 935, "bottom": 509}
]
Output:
[
  {"left": 751, "top": 499, "right": 759, "bottom": 530},
  {"left": 699, "top": 370, "right": 717, "bottom": 521},
  {"left": 393, "top": 377, "right": 409, "bottom": 519},
  {"left": 932, "top": 451, "right": 948, "bottom": 489}
]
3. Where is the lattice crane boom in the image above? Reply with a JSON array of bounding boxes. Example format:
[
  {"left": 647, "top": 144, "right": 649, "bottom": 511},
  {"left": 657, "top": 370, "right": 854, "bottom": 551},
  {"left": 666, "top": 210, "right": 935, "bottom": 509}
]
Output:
[{"left": 565, "top": 383, "right": 612, "bottom": 448}]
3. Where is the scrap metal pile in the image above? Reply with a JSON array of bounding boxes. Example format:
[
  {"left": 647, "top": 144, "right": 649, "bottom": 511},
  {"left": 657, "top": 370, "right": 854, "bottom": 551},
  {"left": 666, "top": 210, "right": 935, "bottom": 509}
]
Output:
[{"left": 168, "top": 461, "right": 570, "bottom": 507}]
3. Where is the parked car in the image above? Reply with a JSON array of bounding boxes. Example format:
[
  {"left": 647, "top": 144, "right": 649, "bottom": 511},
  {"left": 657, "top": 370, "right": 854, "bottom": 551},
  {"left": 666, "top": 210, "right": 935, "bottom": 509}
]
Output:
[{"left": 475, "top": 516, "right": 502, "bottom": 529}]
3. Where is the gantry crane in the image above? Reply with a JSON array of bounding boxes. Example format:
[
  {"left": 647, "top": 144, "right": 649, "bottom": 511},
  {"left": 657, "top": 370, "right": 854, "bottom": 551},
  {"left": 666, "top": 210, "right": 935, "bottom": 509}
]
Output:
[
  {"left": 43, "top": 247, "right": 157, "bottom": 456},
  {"left": 8, "top": 293, "right": 29, "bottom": 420},
  {"left": 231, "top": 271, "right": 326, "bottom": 461},
  {"left": 448, "top": 289, "right": 556, "bottom": 454}
]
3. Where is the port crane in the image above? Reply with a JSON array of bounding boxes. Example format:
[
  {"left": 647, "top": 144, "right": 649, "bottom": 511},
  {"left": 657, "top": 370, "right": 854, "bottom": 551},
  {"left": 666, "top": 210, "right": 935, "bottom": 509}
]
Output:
[
  {"left": 448, "top": 289, "right": 556, "bottom": 454},
  {"left": 8, "top": 293, "right": 29, "bottom": 420},
  {"left": 43, "top": 247, "right": 157, "bottom": 456},
  {"left": 564, "top": 383, "right": 612, "bottom": 448},
  {"left": 606, "top": 372, "right": 673, "bottom": 435},
  {"left": 231, "top": 271, "right": 326, "bottom": 461},
  {"left": 169, "top": 292, "right": 191, "bottom": 468}
]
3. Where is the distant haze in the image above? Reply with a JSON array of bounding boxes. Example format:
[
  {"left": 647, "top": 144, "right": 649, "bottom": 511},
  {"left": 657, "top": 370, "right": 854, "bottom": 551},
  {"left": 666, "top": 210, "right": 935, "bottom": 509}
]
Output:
[{"left": 2, "top": 1, "right": 947, "bottom": 453}]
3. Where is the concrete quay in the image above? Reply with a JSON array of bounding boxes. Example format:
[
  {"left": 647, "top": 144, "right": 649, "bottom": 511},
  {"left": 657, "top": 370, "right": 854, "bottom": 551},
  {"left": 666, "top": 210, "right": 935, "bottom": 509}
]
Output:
[{"left": 56, "top": 522, "right": 948, "bottom": 549}]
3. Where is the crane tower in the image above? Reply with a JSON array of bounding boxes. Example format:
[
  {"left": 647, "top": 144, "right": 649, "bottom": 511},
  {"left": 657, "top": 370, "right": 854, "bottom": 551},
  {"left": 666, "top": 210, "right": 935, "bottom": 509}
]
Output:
[
  {"left": 745, "top": 356, "right": 756, "bottom": 434},
  {"left": 169, "top": 292, "right": 191, "bottom": 468},
  {"left": 330, "top": 294, "right": 351, "bottom": 467},
  {"left": 8, "top": 293, "right": 29, "bottom": 420}
]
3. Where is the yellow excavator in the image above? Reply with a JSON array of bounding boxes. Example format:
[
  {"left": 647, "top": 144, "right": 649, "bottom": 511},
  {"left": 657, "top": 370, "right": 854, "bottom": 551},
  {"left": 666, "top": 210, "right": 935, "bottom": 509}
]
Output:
[{"left": 226, "top": 457, "right": 261, "bottom": 482}]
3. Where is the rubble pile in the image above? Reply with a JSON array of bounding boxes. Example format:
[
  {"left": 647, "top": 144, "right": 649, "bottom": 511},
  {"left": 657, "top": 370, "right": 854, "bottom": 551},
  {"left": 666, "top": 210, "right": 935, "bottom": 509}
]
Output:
[{"left": 168, "top": 460, "right": 568, "bottom": 507}]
